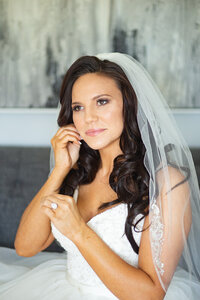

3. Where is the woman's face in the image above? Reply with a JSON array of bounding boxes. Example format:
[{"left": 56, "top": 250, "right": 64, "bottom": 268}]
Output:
[{"left": 71, "top": 73, "right": 124, "bottom": 150}]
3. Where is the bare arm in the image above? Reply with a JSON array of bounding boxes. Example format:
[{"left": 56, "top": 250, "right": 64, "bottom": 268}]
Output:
[
  {"left": 14, "top": 167, "right": 68, "bottom": 256},
  {"left": 74, "top": 220, "right": 164, "bottom": 300},
  {"left": 15, "top": 124, "right": 81, "bottom": 257}
]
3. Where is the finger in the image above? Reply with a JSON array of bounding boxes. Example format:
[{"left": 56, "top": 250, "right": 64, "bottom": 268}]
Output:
[
  {"left": 55, "top": 125, "right": 79, "bottom": 137},
  {"left": 40, "top": 194, "right": 59, "bottom": 206},
  {"left": 40, "top": 196, "right": 62, "bottom": 212},
  {"left": 41, "top": 198, "right": 57, "bottom": 210},
  {"left": 54, "top": 194, "right": 75, "bottom": 203},
  {"left": 54, "top": 193, "right": 71, "bottom": 199},
  {"left": 57, "top": 129, "right": 81, "bottom": 140},
  {"left": 41, "top": 205, "right": 56, "bottom": 221},
  {"left": 57, "top": 128, "right": 80, "bottom": 138},
  {"left": 41, "top": 195, "right": 72, "bottom": 210},
  {"left": 52, "top": 134, "right": 81, "bottom": 147},
  {"left": 45, "top": 195, "right": 75, "bottom": 210},
  {"left": 58, "top": 134, "right": 81, "bottom": 146}
]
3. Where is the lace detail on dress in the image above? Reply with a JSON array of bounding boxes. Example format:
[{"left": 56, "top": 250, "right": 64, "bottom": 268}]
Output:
[{"left": 150, "top": 200, "right": 164, "bottom": 276}]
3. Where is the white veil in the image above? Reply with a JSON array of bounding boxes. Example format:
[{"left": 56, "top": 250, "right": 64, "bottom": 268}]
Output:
[
  {"left": 50, "top": 52, "right": 200, "bottom": 296},
  {"left": 96, "top": 53, "right": 200, "bottom": 294}
]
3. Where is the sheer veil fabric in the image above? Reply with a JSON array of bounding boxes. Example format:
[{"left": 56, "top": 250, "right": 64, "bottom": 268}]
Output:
[
  {"left": 96, "top": 53, "right": 200, "bottom": 293},
  {"left": 50, "top": 52, "right": 200, "bottom": 296}
]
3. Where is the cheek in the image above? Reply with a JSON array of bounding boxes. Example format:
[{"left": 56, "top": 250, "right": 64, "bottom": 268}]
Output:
[
  {"left": 104, "top": 107, "right": 124, "bottom": 131},
  {"left": 72, "top": 113, "right": 82, "bottom": 130}
]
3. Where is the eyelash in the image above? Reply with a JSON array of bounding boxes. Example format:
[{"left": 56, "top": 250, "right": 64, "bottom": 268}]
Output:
[{"left": 72, "top": 99, "right": 109, "bottom": 112}]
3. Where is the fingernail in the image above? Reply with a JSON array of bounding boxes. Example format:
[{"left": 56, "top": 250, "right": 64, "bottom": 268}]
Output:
[{"left": 79, "top": 136, "right": 83, "bottom": 140}]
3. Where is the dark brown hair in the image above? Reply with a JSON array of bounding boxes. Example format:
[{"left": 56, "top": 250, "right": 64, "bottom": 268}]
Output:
[{"left": 58, "top": 55, "right": 150, "bottom": 254}]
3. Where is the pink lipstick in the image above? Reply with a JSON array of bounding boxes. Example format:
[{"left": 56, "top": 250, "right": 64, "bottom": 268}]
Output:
[{"left": 85, "top": 129, "right": 106, "bottom": 137}]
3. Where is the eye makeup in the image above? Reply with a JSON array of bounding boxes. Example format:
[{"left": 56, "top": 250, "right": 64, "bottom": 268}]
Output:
[{"left": 71, "top": 98, "right": 110, "bottom": 112}]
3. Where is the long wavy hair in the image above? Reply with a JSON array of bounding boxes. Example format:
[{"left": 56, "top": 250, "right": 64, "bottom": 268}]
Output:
[{"left": 57, "top": 55, "right": 150, "bottom": 254}]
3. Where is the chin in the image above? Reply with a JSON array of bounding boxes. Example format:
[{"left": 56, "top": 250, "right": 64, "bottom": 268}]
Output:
[
  {"left": 85, "top": 141, "right": 108, "bottom": 150},
  {"left": 84, "top": 138, "right": 118, "bottom": 151}
]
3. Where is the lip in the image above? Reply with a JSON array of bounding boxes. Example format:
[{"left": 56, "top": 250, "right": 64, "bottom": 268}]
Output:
[{"left": 85, "top": 128, "right": 106, "bottom": 136}]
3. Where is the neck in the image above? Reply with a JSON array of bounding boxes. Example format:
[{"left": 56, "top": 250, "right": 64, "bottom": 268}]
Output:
[{"left": 98, "top": 140, "right": 123, "bottom": 178}]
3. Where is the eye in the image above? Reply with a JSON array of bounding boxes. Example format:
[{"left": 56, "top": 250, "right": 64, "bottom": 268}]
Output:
[
  {"left": 72, "top": 105, "right": 83, "bottom": 112},
  {"left": 97, "top": 99, "right": 109, "bottom": 106}
]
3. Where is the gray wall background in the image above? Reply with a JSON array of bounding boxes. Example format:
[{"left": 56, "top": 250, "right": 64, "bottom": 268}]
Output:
[{"left": 0, "top": 0, "right": 199, "bottom": 108}]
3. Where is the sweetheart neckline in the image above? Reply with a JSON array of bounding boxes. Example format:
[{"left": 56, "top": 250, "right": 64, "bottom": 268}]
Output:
[
  {"left": 73, "top": 186, "right": 126, "bottom": 224},
  {"left": 86, "top": 202, "right": 126, "bottom": 224}
]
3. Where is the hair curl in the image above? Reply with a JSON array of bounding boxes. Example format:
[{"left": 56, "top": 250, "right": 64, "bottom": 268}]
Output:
[{"left": 57, "top": 55, "right": 151, "bottom": 254}]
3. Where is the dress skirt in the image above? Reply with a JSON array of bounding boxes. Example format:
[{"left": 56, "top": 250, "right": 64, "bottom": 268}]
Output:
[{"left": 0, "top": 247, "right": 199, "bottom": 300}]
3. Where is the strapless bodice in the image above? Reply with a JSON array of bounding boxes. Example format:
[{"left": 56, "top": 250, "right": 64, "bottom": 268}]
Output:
[{"left": 51, "top": 187, "right": 144, "bottom": 289}]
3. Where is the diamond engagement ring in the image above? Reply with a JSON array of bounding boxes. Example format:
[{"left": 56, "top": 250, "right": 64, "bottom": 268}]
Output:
[{"left": 51, "top": 202, "right": 58, "bottom": 210}]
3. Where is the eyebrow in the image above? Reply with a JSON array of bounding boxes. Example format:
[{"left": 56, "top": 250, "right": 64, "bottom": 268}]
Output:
[{"left": 71, "top": 94, "right": 111, "bottom": 105}]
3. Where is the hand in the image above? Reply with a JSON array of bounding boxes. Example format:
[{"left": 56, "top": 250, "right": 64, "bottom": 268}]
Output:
[
  {"left": 51, "top": 124, "right": 81, "bottom": 173},
  {"left": 40, "top": 194, "right": 86, "bottom": 243}
]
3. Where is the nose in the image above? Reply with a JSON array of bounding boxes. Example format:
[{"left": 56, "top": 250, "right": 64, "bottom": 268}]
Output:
[{"left": 84, "top": 107, "right": 98, "bottom": 123}]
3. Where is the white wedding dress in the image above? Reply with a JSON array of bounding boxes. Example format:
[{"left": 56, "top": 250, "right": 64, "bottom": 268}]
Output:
[{"left": 0, "top": 187, "right": 199, "bottom": 299}]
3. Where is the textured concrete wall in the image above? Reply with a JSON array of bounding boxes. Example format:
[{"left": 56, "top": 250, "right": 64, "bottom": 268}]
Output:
[{"left": 0, "top": 0, "right": 199, "bottom": 108}]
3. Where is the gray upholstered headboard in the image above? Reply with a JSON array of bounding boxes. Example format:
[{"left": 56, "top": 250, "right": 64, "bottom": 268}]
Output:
[
  {"left": 0, "top": 147, "right": 63, "bottom": 252},
  {"left": 0, "top": 146, "right": 199, "bottom": 252}
]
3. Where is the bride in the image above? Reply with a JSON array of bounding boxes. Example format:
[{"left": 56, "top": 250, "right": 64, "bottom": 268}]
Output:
[{"left": 0, "top": 53, "right": 200, "bottom": 299}]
